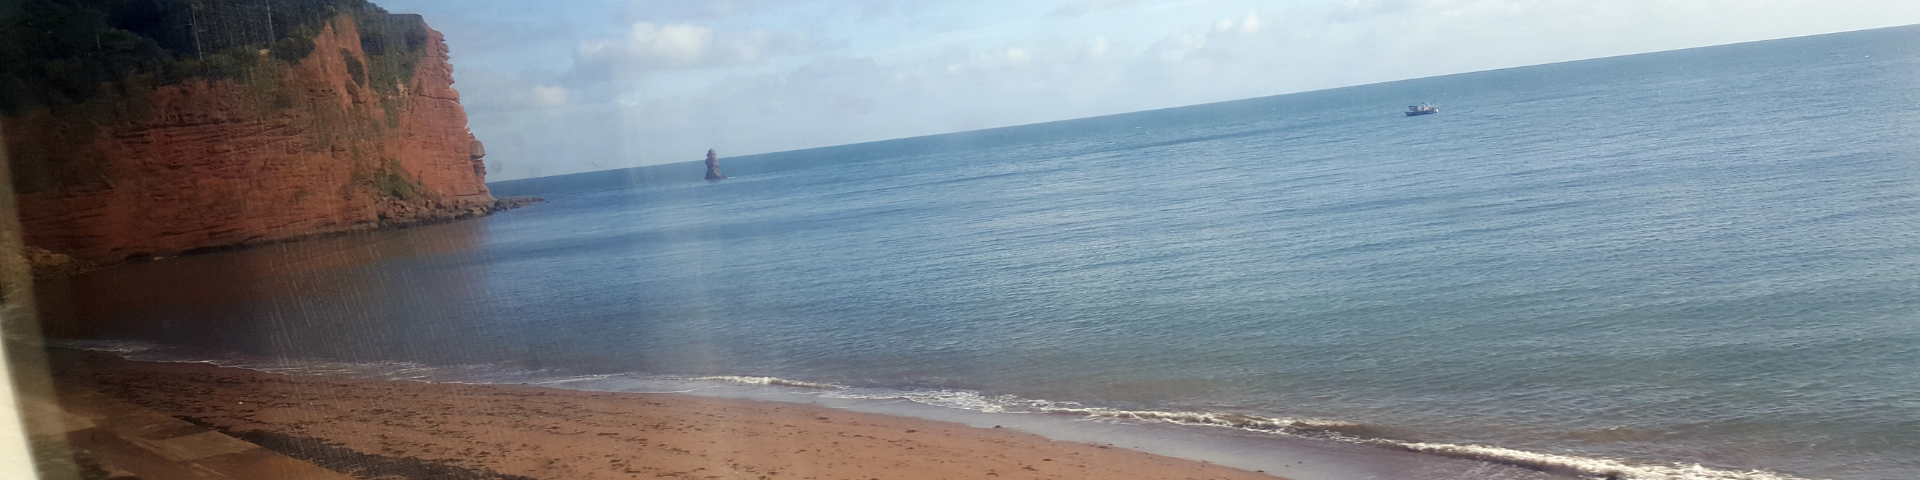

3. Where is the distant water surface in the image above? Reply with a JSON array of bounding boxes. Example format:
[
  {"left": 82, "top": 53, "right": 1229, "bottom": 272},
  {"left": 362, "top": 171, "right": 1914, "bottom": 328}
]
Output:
[{"left": 40, "top": 25, "right": 1920, "bottom": 480}]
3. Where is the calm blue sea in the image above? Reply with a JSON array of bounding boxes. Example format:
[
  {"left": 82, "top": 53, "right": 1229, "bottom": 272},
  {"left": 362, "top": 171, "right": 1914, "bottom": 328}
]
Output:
[{"left": 39, "top": 25, "right": 1920, "bottom": 480}]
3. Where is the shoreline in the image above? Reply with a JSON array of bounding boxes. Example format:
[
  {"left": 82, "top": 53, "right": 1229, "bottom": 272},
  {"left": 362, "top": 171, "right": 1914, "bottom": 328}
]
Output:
[
  {"left": 41, "top": 350, "right": 1289, "bottom": 480},
  {"left": 30, "top": 344, "right": 1808, "bottom": 480}
]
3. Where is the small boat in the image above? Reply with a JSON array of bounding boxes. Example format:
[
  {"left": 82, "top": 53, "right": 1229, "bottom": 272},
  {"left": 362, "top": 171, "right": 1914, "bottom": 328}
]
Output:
[{"left": 1405, "top": 103, "right": 1438, "bottom": 116}]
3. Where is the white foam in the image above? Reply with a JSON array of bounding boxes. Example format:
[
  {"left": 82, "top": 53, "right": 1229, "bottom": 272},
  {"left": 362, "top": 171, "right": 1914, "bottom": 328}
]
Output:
[
  {"left": 48, "top": 339, "right": 161, "bottom": 354},
  {"left": 1043, "top": 406, "right": 1358, "bottom": 432},
  {"left": 818, "top": 387, "right": 1816, "bottom": 480},
  {"left": 1384, "top": 442, "right": 1820, "bottom": 480},
  {"left": 690, "top": 375, "right": 842, "bottom": 390}
]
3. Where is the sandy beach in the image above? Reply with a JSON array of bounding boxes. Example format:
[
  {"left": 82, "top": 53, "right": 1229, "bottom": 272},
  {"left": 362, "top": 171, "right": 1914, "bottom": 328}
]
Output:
[{"left": 43, "top": 351, "right": 1286, "bottom": 480}]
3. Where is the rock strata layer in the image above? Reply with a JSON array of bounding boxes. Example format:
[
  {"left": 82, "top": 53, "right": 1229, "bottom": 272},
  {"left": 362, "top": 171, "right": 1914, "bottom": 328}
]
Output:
[{"left": 5, "top": 15, "right": 496, "bottom": 264}]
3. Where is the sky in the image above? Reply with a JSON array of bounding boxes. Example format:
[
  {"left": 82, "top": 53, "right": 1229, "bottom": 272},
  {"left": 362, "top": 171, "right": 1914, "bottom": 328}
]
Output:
[{"left": 371, "top": 0, "right": 1920, "bottom": 180}]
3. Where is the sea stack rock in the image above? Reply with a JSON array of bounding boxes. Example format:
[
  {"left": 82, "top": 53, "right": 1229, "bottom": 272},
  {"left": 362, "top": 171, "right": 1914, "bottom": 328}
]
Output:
[{"left": 705, "top": 149, "right": 727, "bottom": 180}]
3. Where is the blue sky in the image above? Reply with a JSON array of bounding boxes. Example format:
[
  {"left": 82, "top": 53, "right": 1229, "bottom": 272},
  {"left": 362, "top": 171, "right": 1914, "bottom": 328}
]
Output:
[{"left": 372, "top": 0, "right": 1920, "bottom": 180}]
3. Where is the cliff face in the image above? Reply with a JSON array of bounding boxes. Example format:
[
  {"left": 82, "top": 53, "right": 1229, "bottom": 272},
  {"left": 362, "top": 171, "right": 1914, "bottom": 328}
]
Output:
[{"left": 3, "top": 14, "right": 494, "bottom": 263}]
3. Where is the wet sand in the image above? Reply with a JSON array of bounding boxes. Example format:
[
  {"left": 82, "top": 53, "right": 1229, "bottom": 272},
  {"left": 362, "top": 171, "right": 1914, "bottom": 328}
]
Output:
[{"left": 47, "top": 352, "right": 1286, "bottom": 480}]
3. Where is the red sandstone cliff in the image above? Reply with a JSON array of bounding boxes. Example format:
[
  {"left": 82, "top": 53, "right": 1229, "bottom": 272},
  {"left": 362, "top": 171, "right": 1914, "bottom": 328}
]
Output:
[{"left": 3, "top": 14, "right": 497, "bottom": 263}]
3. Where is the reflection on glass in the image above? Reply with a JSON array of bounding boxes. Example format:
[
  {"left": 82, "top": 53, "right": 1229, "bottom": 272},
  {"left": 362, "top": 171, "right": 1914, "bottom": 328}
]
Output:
[{"left": 6, "top": 2, "right": 1920, "bottom": 480}]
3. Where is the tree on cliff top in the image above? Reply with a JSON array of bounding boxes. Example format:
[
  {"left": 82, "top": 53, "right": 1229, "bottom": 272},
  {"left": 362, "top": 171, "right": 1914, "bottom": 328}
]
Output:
[{"left": 0, "top": 0, "right": 427, "bottom": 114}]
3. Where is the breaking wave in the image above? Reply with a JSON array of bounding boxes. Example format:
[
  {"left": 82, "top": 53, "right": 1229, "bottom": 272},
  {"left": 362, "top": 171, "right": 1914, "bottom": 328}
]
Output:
[
  {"left": 689, "top": 375, "right": 841, "bottom": 390},
  {"left": 47, "top": 339, "right": 162, "bottom": 354},
  {"left": 822, "top": 388, "right": 1818, "bottom": 480},
  {"left": 1386, "top": 442, "right": 1816, "bottom": 480}
]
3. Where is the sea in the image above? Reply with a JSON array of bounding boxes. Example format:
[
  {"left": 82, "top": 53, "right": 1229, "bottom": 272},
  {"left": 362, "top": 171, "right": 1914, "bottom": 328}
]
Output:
[{"left": 34, "top": 25, "right": 1920, "bottom": 480}]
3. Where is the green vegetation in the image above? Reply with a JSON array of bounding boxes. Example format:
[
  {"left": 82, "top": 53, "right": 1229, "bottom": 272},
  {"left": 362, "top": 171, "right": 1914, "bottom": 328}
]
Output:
[
  {"left": 2, "top": 0, "right": 438, "bottom": 196},
  {"left": 340, "top": 47, "right": 363, "bottom": 86},
  {"left": 0, "top": 0, "right": 429, "bottom": 115},
  {"left": 368, "top": 157, "right": 422, "bottom": 200},
  {"left": 270, "top": 33, "right": 314, "bottom": 62}
]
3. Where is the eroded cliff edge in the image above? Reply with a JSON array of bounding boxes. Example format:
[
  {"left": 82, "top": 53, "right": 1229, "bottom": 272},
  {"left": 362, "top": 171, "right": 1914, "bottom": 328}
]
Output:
[{"left": 3, "top": 5, "right": 504, "bottom": 265}]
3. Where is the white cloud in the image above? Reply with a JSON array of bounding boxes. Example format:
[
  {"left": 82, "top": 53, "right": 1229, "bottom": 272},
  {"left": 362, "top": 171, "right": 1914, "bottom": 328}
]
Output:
[
  {"left": 625, "top": 23, "right": 711, "bottom": 64},
  {"left": 450, "top": 69, "right": 574, "bottom": 113},
  {"left": 569, "top": 22, "right": 814, "bottom": 80},
  {"left": 429, "top": 0, "right": 1920, "bottom": 179},
  {"left": 1136, "top": 0, "right": 1920, "bottom": 98},
  {"left": 1006, "top": 47, "right": 1032, "bottom": 65},
  {"left": 531, "top": 85, "right": 568, "bottom": 107},
  {"left": 1050, "top": 0, "right": 1139, "bottom": 18},
  {"left": 1152, "top": 32, "right": 1206, "bottom": 62}
]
